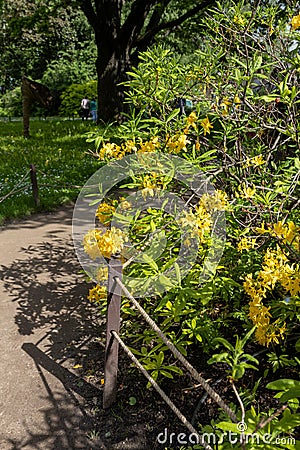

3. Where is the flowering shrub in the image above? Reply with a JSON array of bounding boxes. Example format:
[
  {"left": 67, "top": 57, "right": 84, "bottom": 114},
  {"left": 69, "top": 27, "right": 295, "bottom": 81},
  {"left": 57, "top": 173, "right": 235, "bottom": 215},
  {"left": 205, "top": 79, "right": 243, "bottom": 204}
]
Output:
[{"left": 82, "top": 1, "right": 300, "bottom": 445}]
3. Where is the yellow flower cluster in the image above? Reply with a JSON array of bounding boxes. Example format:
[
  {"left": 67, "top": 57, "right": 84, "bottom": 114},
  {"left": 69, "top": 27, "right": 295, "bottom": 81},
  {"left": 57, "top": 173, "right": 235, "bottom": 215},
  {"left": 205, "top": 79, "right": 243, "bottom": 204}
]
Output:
[
  {"left": 140, "top": 173, "right": 164, "bottom": 198},
  {"left": 291, "top": 13, "right": 300, "bottom": 30},
  {"left": 244, "top": 155, "right": 265, "bottom": 168},
  {"left": 179, "top": 204, "right": 212, "bottom": 243},
  {"left": 87, "top": 285, "right": 107, "bottom": 304},
  {"left": 201, "top": 117, "right": 213, "bottom": 136},
  {"left": 119, "top": 198, "right": 132, "bottom": 211},
  {"left": 166, "top": 133, "right": 189, "bottom": 153},
  {"left": 83, "top": 226, "right": 127, "bottom": 259},
  {"left": 237, "top": 237, "right": 256, "bottom": 252},
  {"left": 184, "top": 112, "right": 198, "bottom": 133},
  {"left": 233, "top": 15, "right": 246, "bottom": 26},
  {"left": 138, "top": 137, "right": 160, "bottom": 153},
  {"left": 257, "top": 221, "right": 299, "bottom": 251},
  {"left": 98, "top": 142, "right": 126, "bottom": 160},
  {"left": 220, "top": 97, "right": 232, "bottom": 116},
  {"left": 96, "top": 202, "right": 116, "bottom": 225},
  {"left": 236, "top": 184, "right": 256, "bottom": 199},
  {"left": 199, "top": 190, "right": 230, "bottom": 212},
  {"left": 244, "top": 245, "right": 299, "bottom": 346},
  {"left": 96, "top": 266, "right": 108, "bottom": 282},
  {"left": 234, "top": 95, "right": 241, "bottom": 107}
]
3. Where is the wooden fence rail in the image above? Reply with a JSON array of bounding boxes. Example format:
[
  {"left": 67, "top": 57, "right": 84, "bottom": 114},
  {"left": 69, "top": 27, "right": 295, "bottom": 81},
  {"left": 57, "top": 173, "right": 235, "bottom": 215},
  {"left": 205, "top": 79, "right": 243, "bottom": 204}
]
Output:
[{"left": 103, "top": 258, "right": 238, "bottom": 449}]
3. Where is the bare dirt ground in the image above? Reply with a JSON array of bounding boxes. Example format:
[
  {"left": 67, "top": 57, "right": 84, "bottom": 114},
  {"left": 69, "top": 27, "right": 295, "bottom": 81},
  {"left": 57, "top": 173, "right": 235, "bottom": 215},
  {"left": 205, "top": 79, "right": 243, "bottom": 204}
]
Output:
[{"left": 0, "top": 205, "right": 189, "bottom": 450}]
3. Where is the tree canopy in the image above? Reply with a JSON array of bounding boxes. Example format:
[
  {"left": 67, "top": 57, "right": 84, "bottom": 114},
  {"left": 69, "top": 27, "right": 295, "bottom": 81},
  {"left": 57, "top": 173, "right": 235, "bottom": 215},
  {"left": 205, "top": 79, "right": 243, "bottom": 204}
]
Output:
[{"left": 1, "top": 0, "right": 300, "bottom": 120}]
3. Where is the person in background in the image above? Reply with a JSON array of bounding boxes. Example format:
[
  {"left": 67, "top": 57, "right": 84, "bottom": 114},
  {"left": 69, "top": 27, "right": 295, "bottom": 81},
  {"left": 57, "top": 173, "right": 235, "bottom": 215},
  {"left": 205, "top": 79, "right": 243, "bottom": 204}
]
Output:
[
  {"left": 81, "top": 96, "right": 90, "bottom": 120},
  {"left": 90, "top": 97, "right": 98, "bottom": 122}
]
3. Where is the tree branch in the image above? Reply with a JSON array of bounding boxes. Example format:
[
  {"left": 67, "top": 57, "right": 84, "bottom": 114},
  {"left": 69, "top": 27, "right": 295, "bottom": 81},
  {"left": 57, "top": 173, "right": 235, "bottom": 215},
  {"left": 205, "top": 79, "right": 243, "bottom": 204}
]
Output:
[
  {"left": 76, "top": 0, "right": 98, "bottom": 31},
  {"left": 135, "top": 0, "right": 216, "bottom": 52},
  {"left": 119, "top": 0, "right": 158, "bottom": 49}
]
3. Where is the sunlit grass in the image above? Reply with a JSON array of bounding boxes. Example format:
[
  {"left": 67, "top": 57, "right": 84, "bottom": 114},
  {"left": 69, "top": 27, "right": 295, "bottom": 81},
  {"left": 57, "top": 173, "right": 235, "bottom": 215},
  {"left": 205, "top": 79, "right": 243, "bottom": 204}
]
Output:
[{"left": 0, "top": 119, "right": 102, "bottom": 223}]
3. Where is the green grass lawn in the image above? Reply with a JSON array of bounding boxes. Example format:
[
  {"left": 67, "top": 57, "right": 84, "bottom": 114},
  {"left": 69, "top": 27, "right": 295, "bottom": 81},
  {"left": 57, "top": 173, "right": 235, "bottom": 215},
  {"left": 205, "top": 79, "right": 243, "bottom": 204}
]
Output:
[{"left": 0, "top": 119, "right": 102, "bottom": 224}]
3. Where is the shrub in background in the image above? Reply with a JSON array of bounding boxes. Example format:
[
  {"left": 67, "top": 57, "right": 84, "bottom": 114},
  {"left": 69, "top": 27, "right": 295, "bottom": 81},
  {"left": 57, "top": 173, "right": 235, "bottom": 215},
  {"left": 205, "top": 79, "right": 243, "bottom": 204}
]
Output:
[{"left": 59, "top": 80, "right": 97, "bottom": 118}]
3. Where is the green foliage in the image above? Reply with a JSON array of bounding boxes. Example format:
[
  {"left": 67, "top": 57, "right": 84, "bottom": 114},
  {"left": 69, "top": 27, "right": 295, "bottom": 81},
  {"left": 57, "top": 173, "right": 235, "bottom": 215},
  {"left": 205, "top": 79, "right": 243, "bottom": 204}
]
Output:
[
  {"left": 59, "top": 80, "right": 97, "bottom": 117},
  {"left": 82, "top": 0, "right": 300, "bottom": 444},
  {"left": 207, "top": 328, "right": 259, "bottom": 381},
  {"left": 0, "top": 87, "right": 22, "bottom": 117},
  {"left": 0, "top": 1, "right": 93, "bottom": 90},
  {"left": 41, "top": 44, "right": 97, "bottom": 92},
  {"left": 0, "top": 119, "right": 101, "bottom": 223}
]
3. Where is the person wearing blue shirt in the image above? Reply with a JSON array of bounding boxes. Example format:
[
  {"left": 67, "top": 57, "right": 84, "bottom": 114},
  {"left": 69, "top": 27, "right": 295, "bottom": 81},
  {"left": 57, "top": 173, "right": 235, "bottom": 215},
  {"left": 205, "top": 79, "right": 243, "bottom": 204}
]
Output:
[{"left": 90, "top": 98, "right": 98, "bottom": 122}]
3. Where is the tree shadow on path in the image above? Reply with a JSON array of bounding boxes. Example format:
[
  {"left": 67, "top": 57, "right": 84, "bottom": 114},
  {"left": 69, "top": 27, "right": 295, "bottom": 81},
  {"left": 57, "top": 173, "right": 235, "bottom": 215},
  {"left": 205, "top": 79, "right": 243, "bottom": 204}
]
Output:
[
  {"left": 1, "top": 238, "right": 103, "bottom": 360},
  {"left": 0, "top": 236, "right": 108, "bottom": 449}
]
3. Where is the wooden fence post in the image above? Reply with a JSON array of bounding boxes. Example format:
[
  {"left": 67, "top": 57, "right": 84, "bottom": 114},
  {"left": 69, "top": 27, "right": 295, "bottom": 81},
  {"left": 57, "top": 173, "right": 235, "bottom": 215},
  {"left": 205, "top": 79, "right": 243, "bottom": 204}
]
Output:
[
  {"left": 29, "top": 164, "right": 40, "bottom": 206},
  {"left": 103, "top": 256, "right": 122, "bottom": 408}
]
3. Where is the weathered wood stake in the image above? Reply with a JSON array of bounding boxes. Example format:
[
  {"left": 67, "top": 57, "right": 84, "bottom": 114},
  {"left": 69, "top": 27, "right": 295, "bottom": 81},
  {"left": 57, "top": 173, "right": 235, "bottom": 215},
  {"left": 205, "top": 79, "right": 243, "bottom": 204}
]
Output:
[
  {"left": 30, "top": 164, "right": 40, "bottom": 206},
  {"left": 103, "top": 256, "right": 122, "bottom": 408}
]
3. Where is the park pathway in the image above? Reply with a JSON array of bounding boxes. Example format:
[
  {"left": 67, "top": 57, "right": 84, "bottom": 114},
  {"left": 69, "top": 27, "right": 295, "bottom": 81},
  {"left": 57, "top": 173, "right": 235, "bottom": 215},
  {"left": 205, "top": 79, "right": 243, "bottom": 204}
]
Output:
[{"left": 0, "top": 205, "right": 106, "bottom": 450}]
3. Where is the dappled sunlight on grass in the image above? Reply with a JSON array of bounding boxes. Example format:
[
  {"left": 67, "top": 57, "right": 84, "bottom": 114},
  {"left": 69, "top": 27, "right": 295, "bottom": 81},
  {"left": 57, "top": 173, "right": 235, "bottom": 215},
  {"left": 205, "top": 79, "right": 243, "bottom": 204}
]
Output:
[{"left": 0, "top": 119, "right": 103, "bottom": 223}]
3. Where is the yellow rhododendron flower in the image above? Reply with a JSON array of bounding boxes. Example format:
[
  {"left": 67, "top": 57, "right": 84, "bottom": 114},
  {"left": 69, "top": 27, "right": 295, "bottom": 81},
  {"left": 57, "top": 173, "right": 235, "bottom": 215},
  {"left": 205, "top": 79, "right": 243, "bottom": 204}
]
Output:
[
  {"left": 119, "top": 199, "right": 132, "bottom": 211},
  {"left": 256, "top": 221, "right": 268, "bottom": 234},
  {"left": 97, "top": 227, "right": 127, "bottom": 259},
  {"left": 291, "top": 14, "right": 300, "bottom": 30},
  {"left": 186, "top": 111, "right": 198, "bottom": 130},
  {"left": 166, "top": 133, "right": 189, "bottom": 153},
  {"left": 244, "top": 239, "right": 300, "bottom": 346},
  {"left": 138, "top": 136, "right": 160, "bottom": 153},
  {"left": 83, "top": 227, "right": 127, "bottom": 259},
  {"left": 98, "top": 142, "right": 125, "bottom": 160},
  {"left": 122, "top": 139, "right": 137, "bottom": 154},
  {"left": 88, "top": 285, "right": 107, "bottom": 303},
  {"left": 96, "top": 202, "right": 116, "bottom": 225},
  {"left": 83, "top": 229, "right": 103, "bottom": 260},
  {"left": 140, "top": 173, "right": 166, "bottom": 199},
  {"left": 233, "top": 15, "right": 245, "bottom": 26},
  {"left": 237, "top": 237, "right": 256, "bottom": 252},
  {"left": 256, "top": 221, "right": 299, "bottom": 251},
  {"left": 251, "top": 155, "right": 265, "bottom": 166},
  {"left": 234, "top": 95, "right": 241, "bottom": 106},
  {"left": 199, "top": 190, "right": 229, "bottom": 212},
  {"left": 241, "top": 185, "right": 256, "bottom": 199},
  {"left": 95, "top": 267, "right": 108, "bottom": 282},
  {"left": 220, "top": 97, "right": 231, "bottom": 116},
  {"left": 244, "top": 155, "right": 265, "bottom": 168},
  {"left": 201, "top": 117, "right": 213, "bottom": 136},
  {"left": 179, "top": 207, "right": 211, "bottom": 244}
]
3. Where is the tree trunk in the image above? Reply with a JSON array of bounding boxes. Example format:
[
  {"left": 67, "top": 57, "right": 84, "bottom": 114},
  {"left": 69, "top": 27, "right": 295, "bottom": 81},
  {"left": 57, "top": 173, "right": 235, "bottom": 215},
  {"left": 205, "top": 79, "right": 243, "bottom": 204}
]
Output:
[
  {"left": 96, "top": 48, "right": 132, "bottom": 123},
  {"left": 21, "top": 77, "right": 53, "bottom": 137}
]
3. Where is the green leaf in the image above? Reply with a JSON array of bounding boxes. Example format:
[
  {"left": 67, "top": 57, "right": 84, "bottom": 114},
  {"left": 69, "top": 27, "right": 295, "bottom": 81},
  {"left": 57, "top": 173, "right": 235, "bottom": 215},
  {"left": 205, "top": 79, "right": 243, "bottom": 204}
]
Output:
[
  {"left": 260, "top": 94, "right": 278, "bottom": 103},
  {"left": 174, "top": 262, "right": 181, "bottom": 285},
  {"left": 216, "top": 422, "right": 238, "bottom": 432},
  {"left": 213, "top": 337, "right": 234, "bottom": 352},
  {"left": 207, "top": 352, "right": 229, "bottom": 364},
  {"left": 280, "top": 388, "right": 300, "bottom": 403},
  {"left": 157, "top": 351, "right": 164, "bottom": 367},
  {"left": 142, "top": 253, "right": 159, "bottom": 271},
  {"left": 266, "top": 379, "right": 300, "bottom": 391},
  {"left": 160, "top": 369, "right": 174, "bottom": 378},
  {"left": 158, "top": 274, "right": 175, "bottom": 289},
  {"left": 166, "top": 108, "right": 180, "bottom": 123}
]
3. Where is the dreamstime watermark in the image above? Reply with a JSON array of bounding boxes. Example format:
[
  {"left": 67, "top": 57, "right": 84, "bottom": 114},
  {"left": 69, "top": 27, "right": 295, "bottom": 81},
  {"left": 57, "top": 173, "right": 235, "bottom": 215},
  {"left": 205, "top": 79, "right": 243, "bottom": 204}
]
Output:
[
  {"left": 72, "top": 153, "right": 226, "bottom": 297},
  {"left": 156, "top": 424, "right": 296, "bottom": 447}
]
